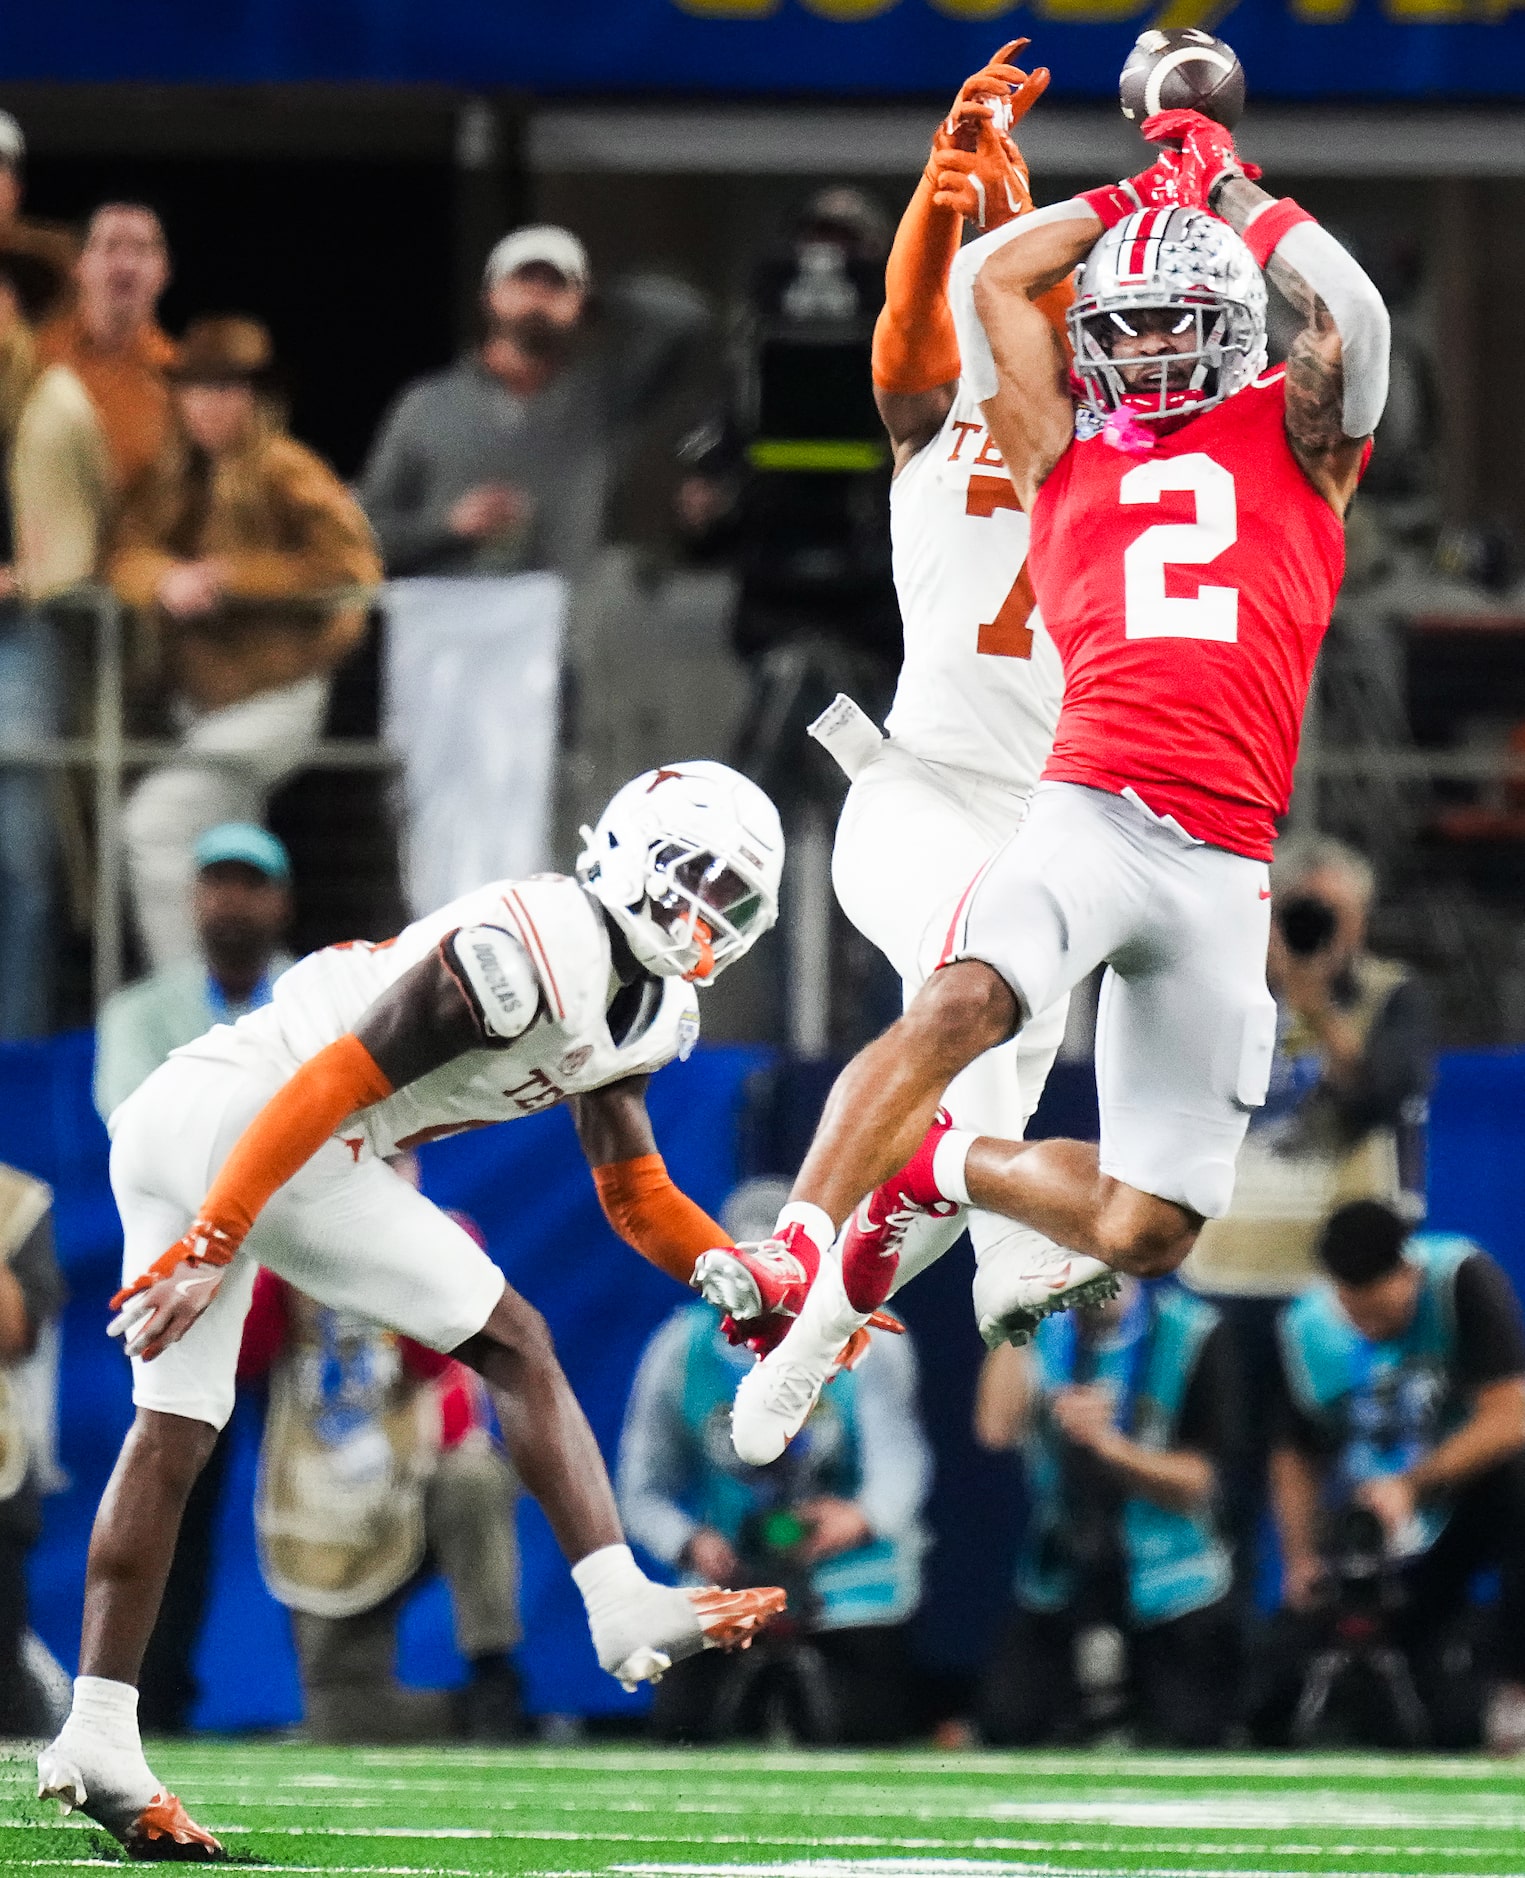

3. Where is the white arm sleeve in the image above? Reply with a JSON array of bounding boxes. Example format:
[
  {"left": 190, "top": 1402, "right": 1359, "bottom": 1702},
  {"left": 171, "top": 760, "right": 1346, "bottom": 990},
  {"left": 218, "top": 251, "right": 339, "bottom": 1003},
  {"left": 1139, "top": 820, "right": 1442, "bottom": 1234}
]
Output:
[
  {"left": 949, "top": 199, "right": 1096, "bottom": 403},
  {"left": 449, "top": 925, "right": 540, "bottom": 1041},
  {"left": 1267, "top": 218, "right": 1391, "bottom": 439}
]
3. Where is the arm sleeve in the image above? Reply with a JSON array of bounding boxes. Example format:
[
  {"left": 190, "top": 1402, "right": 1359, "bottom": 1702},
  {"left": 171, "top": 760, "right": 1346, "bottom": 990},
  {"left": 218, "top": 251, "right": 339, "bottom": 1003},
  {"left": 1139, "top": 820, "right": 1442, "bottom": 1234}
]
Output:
[
  {"left": 615, "top": 1313, "right": 703, "bottom": 1568},
  {"left": 1266, "top": 217, "right": 1390, "bottom": 438},
  {"left": 592, "top": 1154, "right": 732, "bottom": 1287},
  {"left": 357, "top": 388, "right": 459, "bottom": 576},
  {"left": 1453, "top": 1253, "right": 1525, "bottom": 1390},
  {"left": 850, "top": 1332, "right": 933, "bottom": 1542},
  {"left": 872, "top": 178, "right": 963, "bottom": 395},
  {"left": 949, "top": 198, "right": 1096, "bottom": 403},
  {"left": 169, "top": 1034, "right": 394, "bottom": 1265}
]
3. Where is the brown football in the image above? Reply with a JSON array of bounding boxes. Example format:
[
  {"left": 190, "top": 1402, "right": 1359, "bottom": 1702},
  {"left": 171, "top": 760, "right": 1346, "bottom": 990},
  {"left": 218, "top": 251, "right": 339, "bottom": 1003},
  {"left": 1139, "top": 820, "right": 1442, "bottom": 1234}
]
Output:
[{"left": 1119, "top": 28, "right": 1245, "bottom": 131}]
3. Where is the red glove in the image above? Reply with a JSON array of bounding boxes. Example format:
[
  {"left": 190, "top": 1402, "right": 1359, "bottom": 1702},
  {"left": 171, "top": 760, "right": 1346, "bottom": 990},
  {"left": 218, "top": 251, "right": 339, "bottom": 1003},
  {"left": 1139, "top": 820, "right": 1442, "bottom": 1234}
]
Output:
[
  {"left": 925, "top": 39, "right": 1048, "bottom": 231},
  {"left": 1077, "top": 150, "right": 1184, "bottom": 231},
  {"left": 1141, "top": 108, "right": 1261, "bottom": 211}
]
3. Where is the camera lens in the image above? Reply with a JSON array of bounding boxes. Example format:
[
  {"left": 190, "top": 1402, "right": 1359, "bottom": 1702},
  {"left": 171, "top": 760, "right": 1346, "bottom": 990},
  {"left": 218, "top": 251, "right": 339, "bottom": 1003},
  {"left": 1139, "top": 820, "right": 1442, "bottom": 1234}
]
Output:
[{"left": 1277, "top": 893, "right": 1338, "bottom": 957}]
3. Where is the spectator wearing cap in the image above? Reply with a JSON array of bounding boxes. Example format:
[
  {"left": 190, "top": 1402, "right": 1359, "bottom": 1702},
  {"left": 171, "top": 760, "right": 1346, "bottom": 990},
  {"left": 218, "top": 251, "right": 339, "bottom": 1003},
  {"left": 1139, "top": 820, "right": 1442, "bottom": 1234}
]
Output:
[
  {"left": 93, "top": 820, "right": 294, "bottom": 1122},
  {"left": 108, "top": 315, "right": 380, "bottom": 967},
  {"left": 91, "top": 818, "right": 292, "bottom": 1734},
  {"left": 359, "top": 224, "right": 708, "bottom": 580}
]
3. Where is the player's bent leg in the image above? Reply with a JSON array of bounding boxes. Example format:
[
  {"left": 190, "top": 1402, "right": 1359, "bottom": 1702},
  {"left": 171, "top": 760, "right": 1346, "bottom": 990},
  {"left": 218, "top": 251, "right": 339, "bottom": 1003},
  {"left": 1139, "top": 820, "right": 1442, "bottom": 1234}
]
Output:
[
  {"left": 456, "top": 1285, "right": 784, "bottom": 1684},
  {"left": 792, "top": 959, "right": 1019, "bottom": 1228},
  {"left": 960, "top": 1134, "right": 1203, "bottom": 1276}
]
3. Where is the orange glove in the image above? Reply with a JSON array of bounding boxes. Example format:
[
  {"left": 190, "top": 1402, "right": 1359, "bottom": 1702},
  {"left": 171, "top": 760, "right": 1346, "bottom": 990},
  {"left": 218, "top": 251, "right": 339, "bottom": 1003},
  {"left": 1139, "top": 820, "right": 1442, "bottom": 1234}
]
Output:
[{"left": 925, "top": 40, "right": 1049, "bottom": 232}]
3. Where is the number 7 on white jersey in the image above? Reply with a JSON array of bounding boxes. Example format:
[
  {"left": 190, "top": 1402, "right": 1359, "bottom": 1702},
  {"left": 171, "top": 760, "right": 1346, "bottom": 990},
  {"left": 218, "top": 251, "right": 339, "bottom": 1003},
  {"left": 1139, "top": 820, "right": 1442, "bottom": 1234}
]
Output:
[{"left": 1121, "top": 453, "right": 1239, "bottom": 643}]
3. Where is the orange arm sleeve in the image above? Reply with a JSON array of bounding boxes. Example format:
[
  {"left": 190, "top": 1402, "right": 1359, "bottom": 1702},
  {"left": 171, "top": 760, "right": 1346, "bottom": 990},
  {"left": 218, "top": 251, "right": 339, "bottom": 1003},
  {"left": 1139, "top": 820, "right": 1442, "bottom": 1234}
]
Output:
[
  {"left": 592, "top": 1153, "right": 732, "bottom": 1287},
  {"left": 113, "top": 1035, "right": 394, "bottom": 1308},
  {"left": 871, "top": 176, "right": 963, "bottom": 396}
]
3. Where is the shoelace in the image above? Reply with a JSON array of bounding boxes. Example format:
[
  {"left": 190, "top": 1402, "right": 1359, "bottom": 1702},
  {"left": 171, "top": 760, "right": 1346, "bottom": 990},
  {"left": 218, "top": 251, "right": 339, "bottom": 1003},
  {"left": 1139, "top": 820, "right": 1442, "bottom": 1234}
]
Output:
[{"left": 762, "top": 1361, "right": 827, "bottom": 1418}]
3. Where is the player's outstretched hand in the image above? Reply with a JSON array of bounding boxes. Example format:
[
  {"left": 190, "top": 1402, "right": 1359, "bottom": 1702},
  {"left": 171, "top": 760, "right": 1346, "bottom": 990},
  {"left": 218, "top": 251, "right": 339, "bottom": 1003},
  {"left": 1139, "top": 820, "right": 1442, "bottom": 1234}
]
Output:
[
  {"left": 1142, "top": 108, "right": 1260, "bottom": 209},
  {"left": 926, "top": 39, "right": 1048, "bottom": 230}
]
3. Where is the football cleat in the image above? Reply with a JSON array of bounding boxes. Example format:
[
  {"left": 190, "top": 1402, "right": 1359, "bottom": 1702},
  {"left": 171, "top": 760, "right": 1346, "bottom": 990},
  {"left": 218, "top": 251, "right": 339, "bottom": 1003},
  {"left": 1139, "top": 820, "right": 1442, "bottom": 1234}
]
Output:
[
  {"left": 731, "top": 1344, "right": 839, "bottom": 1467},
  {"left": 975, "top": 1246, "right": 1120, "bottom": 1350},
  {"left": 692, "top": 1220, "right": 820, "bottom": 1326},
  {"left": 38, "top": 1747, "right": 224, "bottom": 1862},
  {"left": 840, "top": 1108, "right": 962, "bottom": 1312},
  {"left": 607, "top": 1584, "right": 787, "bottom": 1691}
]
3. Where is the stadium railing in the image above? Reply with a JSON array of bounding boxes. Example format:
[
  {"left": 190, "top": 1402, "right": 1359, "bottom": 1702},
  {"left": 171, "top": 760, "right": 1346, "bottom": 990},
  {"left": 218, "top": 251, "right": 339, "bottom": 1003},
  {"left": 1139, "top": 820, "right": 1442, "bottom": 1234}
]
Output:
[{"left": 0, "top": 583, "right": 394, "bottom": 1011}]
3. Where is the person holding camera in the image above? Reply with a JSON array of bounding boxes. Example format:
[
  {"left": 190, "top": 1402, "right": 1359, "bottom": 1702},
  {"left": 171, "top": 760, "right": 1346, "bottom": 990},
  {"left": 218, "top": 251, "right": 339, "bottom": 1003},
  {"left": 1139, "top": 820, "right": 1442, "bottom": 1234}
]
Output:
[
  {"left": 1188, "top": 835, "right": 1432, "bottom": 1300},
  {"left": 973, "top": 1277, "right": 1240, "bottom": 1748},
  {"left": 1263, "top": 1200, "right": 1525, "bottom": 1749},
  {"left": 617, "top": 1299, "right": 928, "bottom": 1744}
]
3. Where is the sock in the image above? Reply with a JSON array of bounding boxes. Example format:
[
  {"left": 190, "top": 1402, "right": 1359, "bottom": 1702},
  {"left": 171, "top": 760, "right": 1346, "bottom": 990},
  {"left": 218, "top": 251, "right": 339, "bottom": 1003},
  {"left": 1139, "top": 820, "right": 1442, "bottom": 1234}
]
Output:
[
  {"left": 571, "top": 1543, "right": 650, "bottom": 1623},
  {"left": 842, "top": 1230, "right": 900, "bottom": 1314},
  {"left": 931, "top": 1128, "right": 977, "bottom": 1206},
  {"left": 796, "top": 1252, "right": 871, "bottom": 1352},
  {"left": 66, "top": 1677, "right": 142, "bottom": 1752}
]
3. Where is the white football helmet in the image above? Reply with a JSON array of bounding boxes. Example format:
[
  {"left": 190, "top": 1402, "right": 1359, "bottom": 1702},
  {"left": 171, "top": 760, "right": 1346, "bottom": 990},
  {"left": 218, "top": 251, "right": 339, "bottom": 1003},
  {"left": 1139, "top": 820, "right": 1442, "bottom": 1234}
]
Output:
[
  {"left": 576, "top": 761, "right": 783, "bottom": 983},
  {"left": 1069, "top": 205, "right": 1267, "bottom": 427}
]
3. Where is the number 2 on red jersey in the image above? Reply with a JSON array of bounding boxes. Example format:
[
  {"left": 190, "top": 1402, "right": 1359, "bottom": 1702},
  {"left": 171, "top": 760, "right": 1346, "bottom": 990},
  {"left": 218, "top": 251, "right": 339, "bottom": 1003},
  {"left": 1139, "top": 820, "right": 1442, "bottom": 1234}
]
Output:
[
  {"left": 964, "top": 473, "right": 1035, "bottom": 660},
  {"left": 1121, "top": 453, "right": 1239, "bottom": 643}
]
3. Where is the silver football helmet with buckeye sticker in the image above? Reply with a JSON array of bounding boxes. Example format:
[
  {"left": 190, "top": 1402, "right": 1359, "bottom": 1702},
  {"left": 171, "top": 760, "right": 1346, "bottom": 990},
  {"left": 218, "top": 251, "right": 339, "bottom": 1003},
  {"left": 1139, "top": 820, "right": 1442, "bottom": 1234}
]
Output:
[
  {"left": 577, "top": 761, "right": 784, "bottom": 983},
  {"left": 1069, "top": 205, "right": 1267, "bottom": 427}
]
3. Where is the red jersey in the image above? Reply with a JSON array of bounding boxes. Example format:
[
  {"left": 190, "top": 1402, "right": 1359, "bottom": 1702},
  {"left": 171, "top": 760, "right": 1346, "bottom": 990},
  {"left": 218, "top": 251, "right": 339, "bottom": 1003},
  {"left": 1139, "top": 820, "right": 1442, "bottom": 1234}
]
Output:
[{"left": 1027, "top": 371, "right": 1346, "bottom": 861}]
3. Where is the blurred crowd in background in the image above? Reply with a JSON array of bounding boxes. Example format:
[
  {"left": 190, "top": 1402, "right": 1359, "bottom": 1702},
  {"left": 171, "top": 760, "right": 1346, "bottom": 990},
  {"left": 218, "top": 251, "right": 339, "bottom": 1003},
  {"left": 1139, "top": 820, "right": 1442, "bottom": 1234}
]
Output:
[{"left": 2, "top": 86, "right": 1525, "bottom": 1757}]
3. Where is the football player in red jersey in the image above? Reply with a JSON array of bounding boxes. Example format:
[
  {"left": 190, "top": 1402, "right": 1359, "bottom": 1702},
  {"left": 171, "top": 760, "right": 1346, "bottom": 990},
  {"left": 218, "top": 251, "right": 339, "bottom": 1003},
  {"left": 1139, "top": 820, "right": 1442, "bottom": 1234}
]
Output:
[{"left": 724, "top": 110, "right": 1392, "bottom": 1465}]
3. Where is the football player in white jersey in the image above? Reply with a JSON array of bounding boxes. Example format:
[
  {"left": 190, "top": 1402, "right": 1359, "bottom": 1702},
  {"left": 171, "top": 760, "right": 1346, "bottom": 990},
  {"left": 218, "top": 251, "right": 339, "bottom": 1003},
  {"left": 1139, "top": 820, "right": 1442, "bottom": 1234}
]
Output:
[
  {"left": 40, "top": 762, "right": 789, "bottom": 1859},
  {"left": 693, "top": 47, "right": 1116, "bottom": 1462}
]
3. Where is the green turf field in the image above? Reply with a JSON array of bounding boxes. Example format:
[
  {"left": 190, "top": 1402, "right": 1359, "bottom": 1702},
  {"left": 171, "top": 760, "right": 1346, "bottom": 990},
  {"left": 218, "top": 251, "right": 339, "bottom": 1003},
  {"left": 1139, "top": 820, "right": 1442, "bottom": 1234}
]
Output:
[{"left": 4, "top": 1742, "right": 1525, "bottom": 1876}]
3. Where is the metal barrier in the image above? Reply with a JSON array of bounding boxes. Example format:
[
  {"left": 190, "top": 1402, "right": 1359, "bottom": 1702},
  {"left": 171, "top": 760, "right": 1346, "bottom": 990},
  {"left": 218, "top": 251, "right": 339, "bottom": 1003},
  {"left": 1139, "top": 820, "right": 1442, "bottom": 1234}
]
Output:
[
  {"left": 0, "top": 586, "right": 395, "bottom": 1012},
  {"left": 2, "top": 584, "right": 1523, "bottom": 1019}
]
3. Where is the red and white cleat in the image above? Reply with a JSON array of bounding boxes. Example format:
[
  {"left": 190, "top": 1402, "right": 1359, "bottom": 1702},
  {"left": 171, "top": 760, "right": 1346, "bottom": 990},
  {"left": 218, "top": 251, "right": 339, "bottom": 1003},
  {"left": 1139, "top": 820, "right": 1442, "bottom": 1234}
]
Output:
[
  {"left": 840, "top": 1108, "right": 963, "bottom": 1312},
  {"left": 691, "top": 1220, "right": 822, "bottom": 1329}
]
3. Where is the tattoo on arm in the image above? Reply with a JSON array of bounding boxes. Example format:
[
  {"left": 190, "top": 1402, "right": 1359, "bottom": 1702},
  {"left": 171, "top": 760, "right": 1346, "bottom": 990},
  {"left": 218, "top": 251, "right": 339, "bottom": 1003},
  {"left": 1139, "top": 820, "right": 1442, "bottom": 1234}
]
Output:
[{"left": 1214, "top": 175, "right": 1362, "bottom": 500}]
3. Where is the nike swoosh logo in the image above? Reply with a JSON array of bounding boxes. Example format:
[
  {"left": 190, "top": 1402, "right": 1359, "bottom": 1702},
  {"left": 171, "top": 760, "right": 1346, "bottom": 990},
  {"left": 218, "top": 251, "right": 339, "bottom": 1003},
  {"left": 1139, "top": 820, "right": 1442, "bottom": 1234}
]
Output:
[
  {"left": 1259, "top": 888, "right": 1272, "bottom": 900},
  {"left": 174, "top": 1275, "right": 221, "bottom": 1298}
]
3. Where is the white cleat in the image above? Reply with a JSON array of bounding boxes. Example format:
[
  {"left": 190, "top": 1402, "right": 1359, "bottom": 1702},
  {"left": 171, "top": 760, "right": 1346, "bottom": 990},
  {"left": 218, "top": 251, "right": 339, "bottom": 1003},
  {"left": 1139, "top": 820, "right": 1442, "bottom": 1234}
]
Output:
[
  {"left": 38, "top": 1736, "right": 225, "bottom": 1859},
  {"left": 731, "top": 1346, "right": 836, "bottom": 1466},
  {"left": 975, "top": 1249, "right": 1120, "bottom": 1350}
]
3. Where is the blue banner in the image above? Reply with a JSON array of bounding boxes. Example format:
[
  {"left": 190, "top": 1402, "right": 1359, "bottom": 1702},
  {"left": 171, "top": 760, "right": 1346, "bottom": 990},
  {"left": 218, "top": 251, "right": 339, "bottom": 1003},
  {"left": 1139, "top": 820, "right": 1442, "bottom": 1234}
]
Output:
[{"left": 0, "top": 2, "right": 1523, "bottom": 100}]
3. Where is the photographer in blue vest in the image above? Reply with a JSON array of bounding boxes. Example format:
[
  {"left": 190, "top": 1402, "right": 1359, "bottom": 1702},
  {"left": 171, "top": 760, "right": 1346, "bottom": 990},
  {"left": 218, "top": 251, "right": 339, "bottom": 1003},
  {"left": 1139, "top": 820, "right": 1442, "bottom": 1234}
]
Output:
[
  {"left": 1268, "top": 1200, "right": 1525, "bottom": 1750},
  {"left": 617, "top": 1299, "right": 929, "bottom": 1744},
  {"left": 974, "top": 1277, "right": 1240, "bottom": 1747}
]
